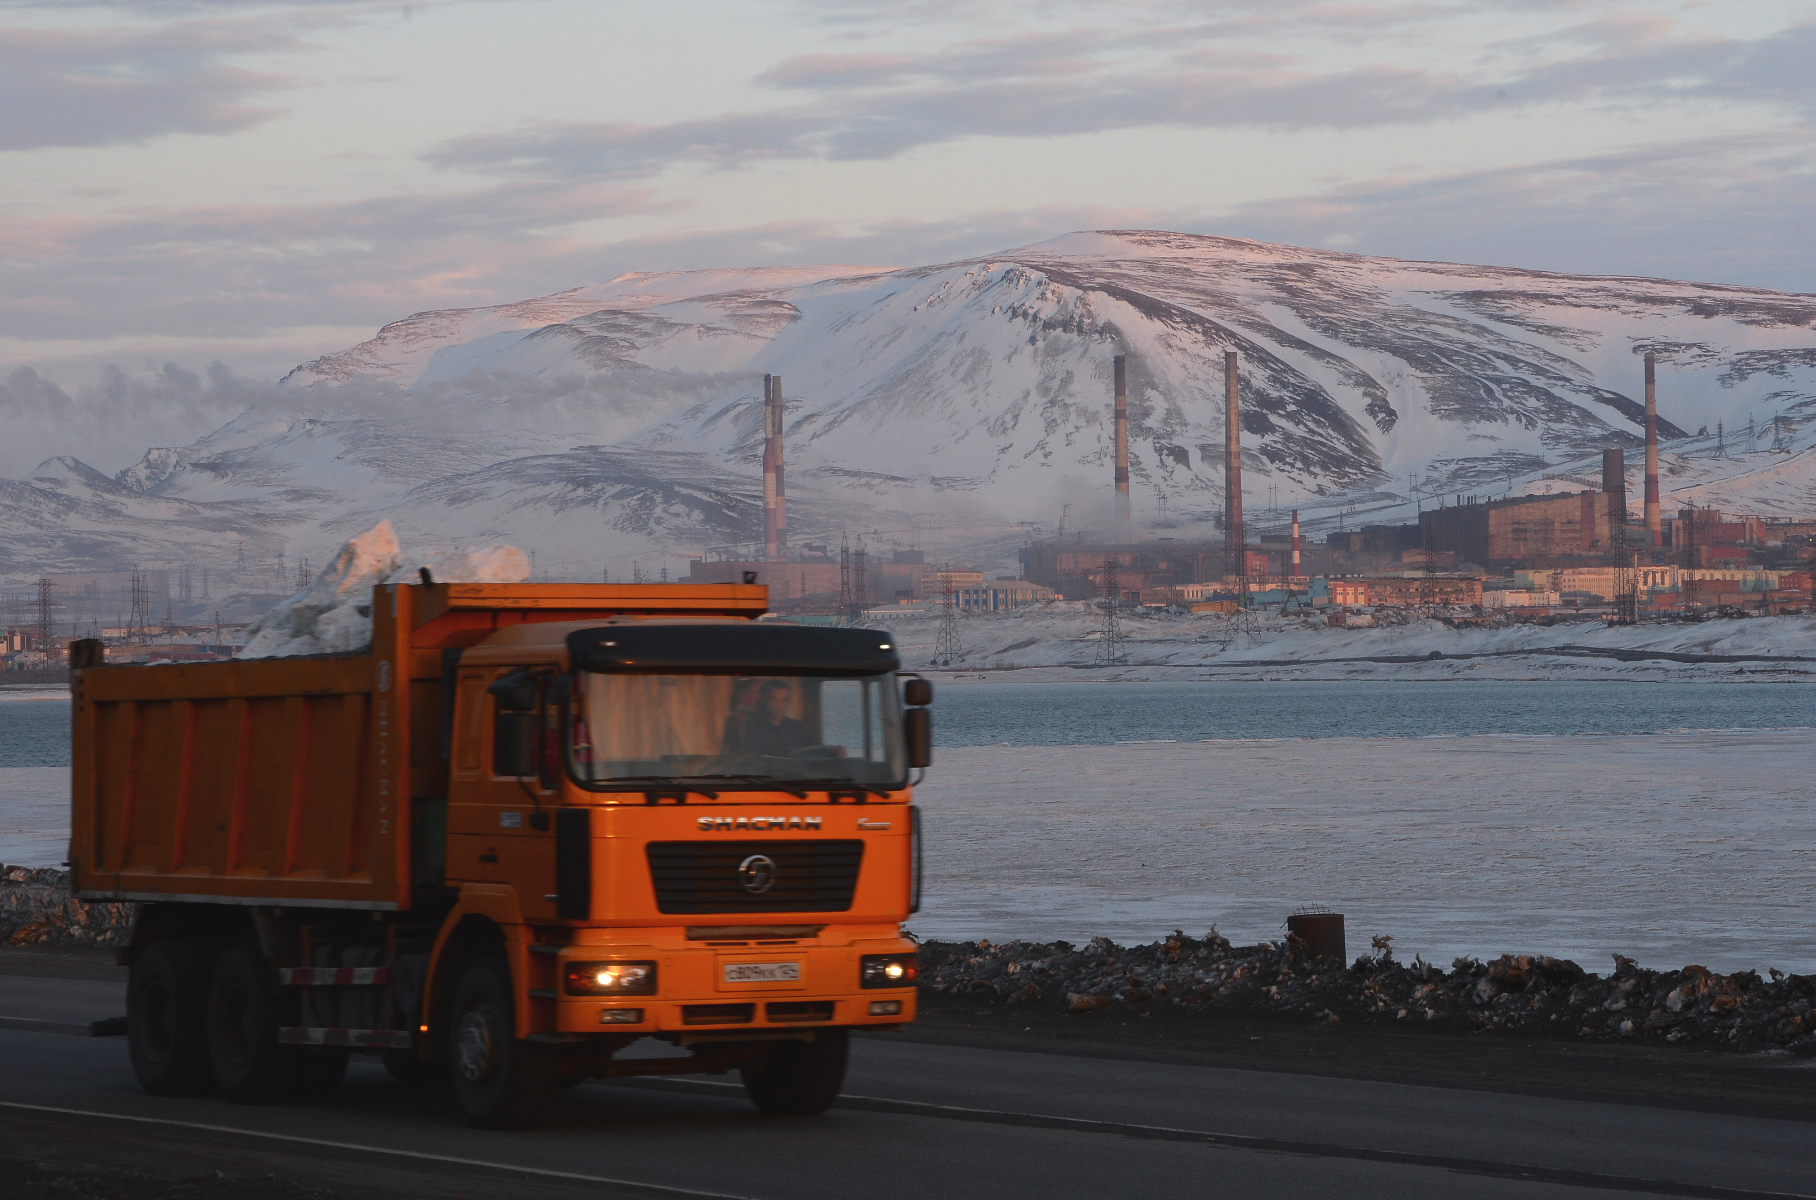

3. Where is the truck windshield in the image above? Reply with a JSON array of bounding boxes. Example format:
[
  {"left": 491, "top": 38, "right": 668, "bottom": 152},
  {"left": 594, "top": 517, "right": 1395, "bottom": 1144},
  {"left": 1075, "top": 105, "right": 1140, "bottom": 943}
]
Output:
[{"left": 570, "top": 672, "right": 907, "bottom": 791}]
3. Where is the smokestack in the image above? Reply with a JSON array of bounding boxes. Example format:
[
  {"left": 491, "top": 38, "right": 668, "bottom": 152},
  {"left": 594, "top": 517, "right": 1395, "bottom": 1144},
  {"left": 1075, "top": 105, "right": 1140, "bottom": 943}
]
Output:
[
  {"left": 1291, "top": 509, "right": 1301, "bottom": 577},
  {"left": 1224, "top": 351, "right": 1242, "bottom": 570},
  {"left": 1113, "top": 355, "right": 1130, "bottom": 529},
  {"left": 1601, "top": 448, "right": 1627, "bottom": 527},
  {"left": 1644, "top": 353, "right": 1661, "bottom": 547},
  {"left": 764, "top": 374, "right": 787, "bottom": 562},
  {"left": 774, "top": 376, "right": 787, "bottom": 558}
]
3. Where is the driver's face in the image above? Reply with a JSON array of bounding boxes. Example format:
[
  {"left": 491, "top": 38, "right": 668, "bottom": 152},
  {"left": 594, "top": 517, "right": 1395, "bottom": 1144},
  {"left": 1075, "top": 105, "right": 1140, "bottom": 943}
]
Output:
[{"left": 762, "top": 683, "right": 792, "bottom": 721}]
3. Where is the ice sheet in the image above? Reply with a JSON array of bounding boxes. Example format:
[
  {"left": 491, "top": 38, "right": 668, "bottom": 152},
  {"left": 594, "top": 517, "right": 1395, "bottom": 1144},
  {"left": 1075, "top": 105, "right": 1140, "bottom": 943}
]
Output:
[
  {"left": 0, "top": 768, "right": 70, "bottom": 869},
  {"left": 912, "top": 734, "right": 1816, "bottom": 974},
  {"left": 7, "top": 731, "right": 1810, "bottom": 976}
]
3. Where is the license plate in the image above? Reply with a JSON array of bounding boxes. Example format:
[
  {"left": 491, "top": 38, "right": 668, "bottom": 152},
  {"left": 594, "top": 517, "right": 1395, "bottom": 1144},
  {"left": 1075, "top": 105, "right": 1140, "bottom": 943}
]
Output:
[{"left": 723, "top": 962, "right": 801, "bottom": 984}]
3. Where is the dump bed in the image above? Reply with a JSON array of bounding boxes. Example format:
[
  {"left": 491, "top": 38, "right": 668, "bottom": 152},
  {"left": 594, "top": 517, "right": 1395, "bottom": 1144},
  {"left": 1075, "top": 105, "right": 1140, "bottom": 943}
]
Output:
[{"left": 70, "top": 582, "right": 767, "bottom": 908}]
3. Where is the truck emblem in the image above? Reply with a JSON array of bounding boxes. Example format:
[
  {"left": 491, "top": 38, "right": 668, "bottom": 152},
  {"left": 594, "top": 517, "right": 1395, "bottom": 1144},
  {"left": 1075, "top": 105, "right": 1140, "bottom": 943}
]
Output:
[
  {"left": 697, "top": 815, "right": 821, "bottom": 832},
  {"left": 737, "top": 854, "right": 777, "bottom": 894}
]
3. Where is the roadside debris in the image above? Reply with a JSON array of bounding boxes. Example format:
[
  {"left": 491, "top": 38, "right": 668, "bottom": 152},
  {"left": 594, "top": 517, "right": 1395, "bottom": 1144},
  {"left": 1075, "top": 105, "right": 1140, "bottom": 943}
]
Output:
[
  {"left": 1, "top": 866, "right": 130, "bottom": 947},
  {"left": 919, "top": 931, "right": 1816, "bottom": 1055}
]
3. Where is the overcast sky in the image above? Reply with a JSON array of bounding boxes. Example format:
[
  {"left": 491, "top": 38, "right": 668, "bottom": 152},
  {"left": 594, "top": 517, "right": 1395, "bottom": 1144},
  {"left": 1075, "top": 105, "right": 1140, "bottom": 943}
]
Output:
[{"left": 5, "top": 0, "right": 1816, "bottom": 390}]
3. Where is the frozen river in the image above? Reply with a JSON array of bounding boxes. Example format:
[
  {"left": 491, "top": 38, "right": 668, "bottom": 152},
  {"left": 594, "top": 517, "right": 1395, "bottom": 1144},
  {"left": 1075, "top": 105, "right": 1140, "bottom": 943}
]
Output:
[
  {"left": 913, "top": 732, "right": 1816, "bottom": 974},
  {"left": 5, "top": 680, "right": 1812, "bottom": 973}
]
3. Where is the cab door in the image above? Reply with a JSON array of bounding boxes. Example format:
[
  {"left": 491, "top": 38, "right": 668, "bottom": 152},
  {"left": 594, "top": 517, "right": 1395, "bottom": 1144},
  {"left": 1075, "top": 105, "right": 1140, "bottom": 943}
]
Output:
[{"left": 446, "top": 665, "right": 560, "bottom": 921}]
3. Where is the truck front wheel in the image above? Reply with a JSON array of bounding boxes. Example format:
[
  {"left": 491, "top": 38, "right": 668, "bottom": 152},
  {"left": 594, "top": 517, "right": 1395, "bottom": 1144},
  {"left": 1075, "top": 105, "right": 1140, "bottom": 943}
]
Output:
[
  {"left": 206, "top": 943, "right": 303, "bottom": 1103},
  {"left": 448, "top": 956, "right": 554, "bottom": 1128},
  {"left": 739, "top": 1028, "right": 848, "bottom": 1116},
  {"left": 128, "top": 940, "right": 213, "bottom": 1096}
]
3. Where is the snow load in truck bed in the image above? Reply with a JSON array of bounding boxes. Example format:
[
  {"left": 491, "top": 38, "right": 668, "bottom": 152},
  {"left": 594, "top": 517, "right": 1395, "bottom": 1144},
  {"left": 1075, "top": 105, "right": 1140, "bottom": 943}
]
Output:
[{"left": 237, "top": 519, "right": 530, "bottom": 658}]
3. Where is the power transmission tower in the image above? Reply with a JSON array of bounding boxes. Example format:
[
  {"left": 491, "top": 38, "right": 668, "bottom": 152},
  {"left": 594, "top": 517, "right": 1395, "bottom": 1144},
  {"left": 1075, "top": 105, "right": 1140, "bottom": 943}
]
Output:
[
  {"left": 1611, "top": 493, "right": 1638, "bottom": 625},
  {"left": 35, "top": 578, "right": 57, "bottom": 652},
  {"left": 1771, "top": 413, "right": 1793, "bottom": 453},
  {"left": 934, "top": 566, "right": 963, "bottom": 664},
  {"left": 1715, "top": 420, "right": 1725, "bottom": 457},
  {"left": 1095, "top": 556, "right": 1128, "bottom": 666},
  {"left": 295, "top": 557, "right": 311, "bottom": 591},
  {"left": 1421, "top": 526, "right": 1440, "bottom": 607},
  {"left": 853, "top": 541, "right": 868, "bottom": 624},
  {"left": 128, "top": 567, "right": 151, "bottom": 643},
  {"left": 839, "top": 533, "right": 852, "bottom": 623}
]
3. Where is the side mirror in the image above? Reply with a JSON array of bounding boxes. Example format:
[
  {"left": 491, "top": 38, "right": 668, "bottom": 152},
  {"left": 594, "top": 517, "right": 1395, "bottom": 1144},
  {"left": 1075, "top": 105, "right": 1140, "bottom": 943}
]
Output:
[
  {"left": 494, "top": 711, "right": 537, "bottom": 776},
  {"left": 903, "top": 677, "right": 933, "bottom": 707},
  {"left": 903, "top": 707, "right": 932, "bottom": 769}
]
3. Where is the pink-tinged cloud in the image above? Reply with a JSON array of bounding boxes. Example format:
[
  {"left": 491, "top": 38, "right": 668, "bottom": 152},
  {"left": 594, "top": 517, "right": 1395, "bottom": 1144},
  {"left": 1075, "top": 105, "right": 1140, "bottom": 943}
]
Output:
[
  {"left": 0, "top": 18, "right": 306, "bottom": 149},
  {"left": 426, "top": 18, "right": 1804, "bottom": 178},
  {"left": 757, "top": 52, "right": 919, "bottom": 89}
]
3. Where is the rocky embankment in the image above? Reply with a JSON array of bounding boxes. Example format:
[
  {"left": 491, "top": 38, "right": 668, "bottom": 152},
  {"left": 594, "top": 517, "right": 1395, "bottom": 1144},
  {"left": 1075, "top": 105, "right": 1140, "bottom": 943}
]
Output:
[
  {"left": 919, "top": 931, "right": 1816, "bottom": 1055},
  {"left": 1, "top": 866, "right": 131, "bottom": 947}
]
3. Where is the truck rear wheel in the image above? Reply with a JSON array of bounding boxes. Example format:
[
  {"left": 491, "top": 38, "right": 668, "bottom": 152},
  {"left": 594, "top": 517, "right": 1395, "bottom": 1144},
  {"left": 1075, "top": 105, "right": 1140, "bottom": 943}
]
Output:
[
  {"left": 448, "top": 956, "right": 554, "bottom": 1128},
  {"left": 739, "top": 1028, "right": 848, "bottom": 1116},
  {"left": 206, "top": 943, "right": 304, "bottom": 1104},
  {"left": 128, "top": 940, "right": 213, "bottom": 1096}
]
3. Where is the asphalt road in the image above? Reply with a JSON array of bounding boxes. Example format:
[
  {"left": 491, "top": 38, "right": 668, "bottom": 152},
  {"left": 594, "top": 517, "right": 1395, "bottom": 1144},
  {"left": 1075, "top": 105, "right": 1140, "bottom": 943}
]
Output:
[{"left": 2, "top": 968, "right": 1813, "bottom": 1200}]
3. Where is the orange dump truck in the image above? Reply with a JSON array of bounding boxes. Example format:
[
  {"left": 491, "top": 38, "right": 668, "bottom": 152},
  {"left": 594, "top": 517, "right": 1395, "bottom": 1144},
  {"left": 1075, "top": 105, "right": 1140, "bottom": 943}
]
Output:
[{"left": 69, "top": 581, "right": 930, "bottom": 1127}]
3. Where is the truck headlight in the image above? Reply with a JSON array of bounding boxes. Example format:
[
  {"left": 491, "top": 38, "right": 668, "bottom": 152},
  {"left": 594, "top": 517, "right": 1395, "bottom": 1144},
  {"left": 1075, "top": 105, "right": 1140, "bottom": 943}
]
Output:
[
  {"left": 860, "top": 954, "right": 917, "bottom": 989},
  {"left": 565, "top": 961, "right": 657, "bottom": 996}
]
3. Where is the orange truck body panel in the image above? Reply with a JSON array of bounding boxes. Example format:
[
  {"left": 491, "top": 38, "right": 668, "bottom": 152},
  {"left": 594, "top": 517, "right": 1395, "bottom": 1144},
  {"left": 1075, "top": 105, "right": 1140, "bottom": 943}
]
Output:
[{"left": 70, "top": 583, "right": 769, "bottom": 906}]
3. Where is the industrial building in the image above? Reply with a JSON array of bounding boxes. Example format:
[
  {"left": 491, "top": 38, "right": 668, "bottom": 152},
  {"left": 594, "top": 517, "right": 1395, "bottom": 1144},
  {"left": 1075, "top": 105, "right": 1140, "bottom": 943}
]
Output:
[
  {"left": 1419, "top": 491, "right": 1628, "bottom": 567},
  {"left": 1328, "top": 577, "right": 1484, "bottom": 607}
]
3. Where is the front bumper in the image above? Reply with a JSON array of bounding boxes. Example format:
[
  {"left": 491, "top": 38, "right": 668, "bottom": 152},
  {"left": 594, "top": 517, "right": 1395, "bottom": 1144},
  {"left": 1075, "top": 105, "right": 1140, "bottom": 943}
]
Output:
[{"left": 544, "top": 939, "right": 918, "bottom": 1035}]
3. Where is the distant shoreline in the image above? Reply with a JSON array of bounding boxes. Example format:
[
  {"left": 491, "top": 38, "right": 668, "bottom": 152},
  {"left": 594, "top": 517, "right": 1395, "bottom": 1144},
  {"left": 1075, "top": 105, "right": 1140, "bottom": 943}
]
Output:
[{"left": 0, "top": 671, "right": 67, "bottom": 687}]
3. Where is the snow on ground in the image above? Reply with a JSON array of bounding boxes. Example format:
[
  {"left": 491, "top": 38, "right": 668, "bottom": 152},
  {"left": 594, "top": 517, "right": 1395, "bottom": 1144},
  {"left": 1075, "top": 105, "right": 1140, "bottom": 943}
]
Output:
[
  {"left": 913, "top": 735, "right": 1816, "bottom": 975},
  {"left": 880, "top": 605, "right": 1816, "bottom": 681}
]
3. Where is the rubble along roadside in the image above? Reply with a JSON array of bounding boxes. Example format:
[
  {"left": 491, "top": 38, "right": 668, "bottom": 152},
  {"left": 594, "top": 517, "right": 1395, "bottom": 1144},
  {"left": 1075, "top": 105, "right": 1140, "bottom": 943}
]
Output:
[
  {"left": 12, "top": 866, "right": 1813, "bottom": 1058},
  {"left": 918, "top": 931, "right": 1816, "bottom": 1056},
  {"left": 2, "top": 865, "right": 132, "bottom": 948}
]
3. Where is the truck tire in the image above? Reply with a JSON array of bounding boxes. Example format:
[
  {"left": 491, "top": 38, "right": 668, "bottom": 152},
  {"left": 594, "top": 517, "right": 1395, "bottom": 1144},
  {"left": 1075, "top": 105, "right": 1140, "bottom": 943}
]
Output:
[
  {"left": 206, "top": 942, "right": 304, "bottom": 1104},
  {"left": 127, "top": 940, "right": 213, "bottom": 1096},
  {"left": 448, "top": 956, "right": 554, "bottom": 1128},
  {"left": 739, "top": 1028, "right": 848, "bottom": 1116}
]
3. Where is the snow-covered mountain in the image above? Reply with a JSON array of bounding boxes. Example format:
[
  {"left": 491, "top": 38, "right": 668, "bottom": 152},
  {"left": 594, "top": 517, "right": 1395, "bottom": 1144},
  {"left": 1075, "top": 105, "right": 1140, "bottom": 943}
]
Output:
[{"left": 7, "top": 231, "right": 1816, "bottom": 579}]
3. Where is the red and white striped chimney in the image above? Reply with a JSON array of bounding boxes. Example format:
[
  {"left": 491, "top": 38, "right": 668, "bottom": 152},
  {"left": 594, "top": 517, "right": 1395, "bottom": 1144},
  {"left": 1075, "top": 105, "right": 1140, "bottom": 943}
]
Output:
[{"left": 1291, "top": 509, "right": 1301, "bottom": 577}]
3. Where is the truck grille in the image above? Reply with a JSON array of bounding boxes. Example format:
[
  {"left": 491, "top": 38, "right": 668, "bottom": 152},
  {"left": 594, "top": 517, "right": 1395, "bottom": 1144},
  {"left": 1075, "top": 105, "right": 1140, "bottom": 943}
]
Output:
[{"left": 646, "top": 840, "right": 864, "bottom": 914}]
